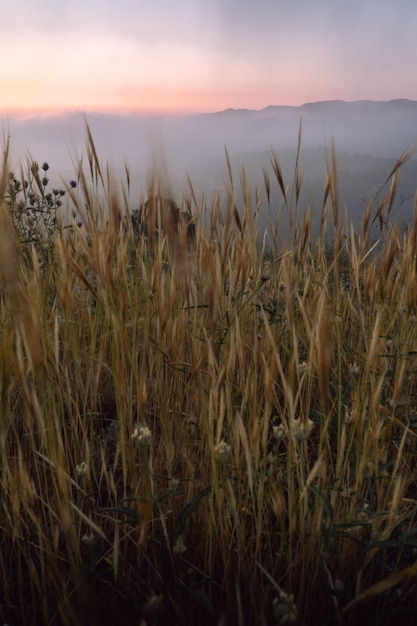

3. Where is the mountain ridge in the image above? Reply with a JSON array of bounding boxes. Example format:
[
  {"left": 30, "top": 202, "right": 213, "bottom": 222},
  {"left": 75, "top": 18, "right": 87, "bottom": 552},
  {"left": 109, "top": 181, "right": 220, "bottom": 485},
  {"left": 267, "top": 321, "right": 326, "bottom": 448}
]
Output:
[{"left": 5, "top": 98, "right": 417, "bottom": 123}]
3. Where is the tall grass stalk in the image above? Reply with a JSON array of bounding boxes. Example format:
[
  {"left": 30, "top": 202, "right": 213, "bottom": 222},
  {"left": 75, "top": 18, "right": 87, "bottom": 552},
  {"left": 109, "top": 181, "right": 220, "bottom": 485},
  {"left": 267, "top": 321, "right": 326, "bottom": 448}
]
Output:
[{"left": 0, "top": 129, "right": 417, "bottom": 625}]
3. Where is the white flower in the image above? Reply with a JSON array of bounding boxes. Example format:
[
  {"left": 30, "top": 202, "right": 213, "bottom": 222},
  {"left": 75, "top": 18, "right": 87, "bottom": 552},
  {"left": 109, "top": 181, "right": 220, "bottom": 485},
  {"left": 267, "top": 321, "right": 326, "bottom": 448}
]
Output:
[
  {"left": 348, "top": 361, "right": 360, "bottom": 376},
  {"left": 273, "top": 424, "right": 288, "bottom": 440},
  {"left": 273, "top": 590, "right": 298, "bottom": 624},
  {"left": 298, "top": 361, "right": 309, "bottom": 375},
  {"left": 291, "top": 417, "right": 314, "bottom": 441},
  {"left": 131, "top": 424, "right": 152, "bottom": 447},
  {"left": 81, "top": 531, "right": 95, "bottom": 544},
  {"left": 214, "top": 440, "right": 232, "bottom": 464},
  {"left": 76, "top": 461, "right": 88, "bottom": 477}
]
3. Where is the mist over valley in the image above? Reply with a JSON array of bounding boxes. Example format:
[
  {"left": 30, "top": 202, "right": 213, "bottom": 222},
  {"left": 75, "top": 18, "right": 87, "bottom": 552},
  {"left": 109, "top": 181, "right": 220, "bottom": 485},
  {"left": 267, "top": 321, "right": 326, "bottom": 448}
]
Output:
[{"left": 4, "top": 99, "right": 417, "bottom": 240}]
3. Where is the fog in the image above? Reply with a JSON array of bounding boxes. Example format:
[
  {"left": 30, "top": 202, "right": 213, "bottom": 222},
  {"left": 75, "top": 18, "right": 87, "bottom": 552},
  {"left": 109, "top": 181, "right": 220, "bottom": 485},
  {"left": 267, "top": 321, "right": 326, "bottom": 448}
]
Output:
[{"left": 3, "top": 99, "right": 417, "bottom": 238}]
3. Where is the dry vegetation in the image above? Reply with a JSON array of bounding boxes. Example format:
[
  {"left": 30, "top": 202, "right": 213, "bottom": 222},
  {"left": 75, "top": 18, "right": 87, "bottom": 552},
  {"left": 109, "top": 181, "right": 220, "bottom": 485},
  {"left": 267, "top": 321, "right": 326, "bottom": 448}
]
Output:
[{"left": 0, "top": 129, "right": 417, "bottom": 626}]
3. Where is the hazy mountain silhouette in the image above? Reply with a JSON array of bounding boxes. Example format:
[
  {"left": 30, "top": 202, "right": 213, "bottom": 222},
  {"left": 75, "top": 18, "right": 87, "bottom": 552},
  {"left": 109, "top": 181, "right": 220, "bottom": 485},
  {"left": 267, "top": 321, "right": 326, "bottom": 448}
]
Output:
[{"left": 3, "top": 100, "right": 417, "bottom": 235}]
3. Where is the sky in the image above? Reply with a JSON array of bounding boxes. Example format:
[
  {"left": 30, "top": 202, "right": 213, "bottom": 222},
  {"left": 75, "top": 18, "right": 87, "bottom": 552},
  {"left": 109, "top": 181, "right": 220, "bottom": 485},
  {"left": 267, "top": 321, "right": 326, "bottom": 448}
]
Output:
[{"left": 1, "top": 0, "right": 417, "bottom": 116}]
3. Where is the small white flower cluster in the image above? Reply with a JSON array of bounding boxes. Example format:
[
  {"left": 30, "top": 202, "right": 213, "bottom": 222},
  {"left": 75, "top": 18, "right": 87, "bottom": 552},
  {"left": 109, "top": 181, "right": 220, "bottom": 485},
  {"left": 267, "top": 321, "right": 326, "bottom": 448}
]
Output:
[
  {"left": 273, "top": 589, "right": 298, "bottom": 624},
  {"left": 348, "top": 361, "right": 361, "bottom": 376},
  {"left": 298, "top": 361, "right": 309, "bottom": 375},
  {"left": 76, "top": 461, "right": 88, "bottom": 477},
  {"left": 273, "top": 423, "right": 288, "bottom": 441},
  {"left": 291, "top": 417, "right": 314, "bottom": 441},
  {"left": 81, "top": 531, "right": 95, "bottom": 545},
  {"left": 214, "top": 440, "right": 232, "bottom": 464},
  {"left": 271, "top": 416, "right": 314, "bottom": 442},
  {"left": 131, "top": 424, "right": 152, "bottom": 447}
]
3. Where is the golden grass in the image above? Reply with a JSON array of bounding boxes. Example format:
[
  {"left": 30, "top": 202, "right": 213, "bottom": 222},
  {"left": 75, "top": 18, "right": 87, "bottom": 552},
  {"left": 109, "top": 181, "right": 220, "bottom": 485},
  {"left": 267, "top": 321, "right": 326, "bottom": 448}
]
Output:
[{"left": 0, "top": 130, "right": 417, "bottom": 625}]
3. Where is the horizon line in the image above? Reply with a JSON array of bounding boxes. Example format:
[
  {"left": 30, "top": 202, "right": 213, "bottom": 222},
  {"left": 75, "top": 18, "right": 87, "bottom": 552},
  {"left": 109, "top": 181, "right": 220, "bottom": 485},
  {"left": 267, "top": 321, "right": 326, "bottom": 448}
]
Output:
[{"left": 2, "top": 97, "right": 417, "bottom": 120}]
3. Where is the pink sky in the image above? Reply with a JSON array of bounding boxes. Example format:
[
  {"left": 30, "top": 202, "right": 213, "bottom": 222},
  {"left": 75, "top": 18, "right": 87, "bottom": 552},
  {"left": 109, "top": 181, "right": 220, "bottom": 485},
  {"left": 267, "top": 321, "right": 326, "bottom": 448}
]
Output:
[{"left": 2, "top": 0, "right": 417, "bottom": 116}]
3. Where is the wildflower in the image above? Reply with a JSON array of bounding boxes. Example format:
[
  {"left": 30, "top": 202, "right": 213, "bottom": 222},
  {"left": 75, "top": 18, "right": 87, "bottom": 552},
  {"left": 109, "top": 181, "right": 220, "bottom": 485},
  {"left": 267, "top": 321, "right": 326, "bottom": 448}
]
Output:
[
  {"left": 272, "top": 423, "right": 288, "bottom": 441},
  {"left": 348, "top": 362, "right": 360, "bottom": 376},
  {"left": 41, "top": 162, "right": 49, "bottom": 172},
  {"left": 69, "top": 179, "right": 77, "bottom": 188},
  {"left": 131, "top": 424, "right": 152, "bottom": 447},
  {"left": 81, "top": 531, "right": 95, "bottom": 544},
  {"left": 76, "top": 461, "right": 88, "bottom": 477},
  {"left": 173, "top": 535, "right": 187, "bottom": 554},
  {"left": 291, "top": 417, "right": 314, "bottom": 441},
  {"left": 272, "top": 589, "right": 298, "bottom": 624},
  {"left": 298, "top": 361, "right": 308, "bottom": 375},
  {"left": 214, "top": 440, "right": 232, "bottom": 464}
]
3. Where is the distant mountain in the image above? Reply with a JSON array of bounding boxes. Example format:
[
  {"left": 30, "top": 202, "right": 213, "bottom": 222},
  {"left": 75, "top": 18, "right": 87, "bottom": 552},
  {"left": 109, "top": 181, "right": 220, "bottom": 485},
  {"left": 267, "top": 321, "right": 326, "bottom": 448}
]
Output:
[
  {"left": 3, "top": 100, "right": 417, "bottom": 234},
  {"left": 5, "top": 99, "right": 417, "bottom": 166},
  {"left": 202, "top": 99, "right": 417, "bottom": 158}
]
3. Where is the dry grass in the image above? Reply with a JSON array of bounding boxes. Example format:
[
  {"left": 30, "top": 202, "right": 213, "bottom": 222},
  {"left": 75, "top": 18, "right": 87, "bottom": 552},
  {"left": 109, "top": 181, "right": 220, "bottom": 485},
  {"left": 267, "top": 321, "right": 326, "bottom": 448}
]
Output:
[{"left": 1, "top": 130, "right": 417, "bottom": 625}]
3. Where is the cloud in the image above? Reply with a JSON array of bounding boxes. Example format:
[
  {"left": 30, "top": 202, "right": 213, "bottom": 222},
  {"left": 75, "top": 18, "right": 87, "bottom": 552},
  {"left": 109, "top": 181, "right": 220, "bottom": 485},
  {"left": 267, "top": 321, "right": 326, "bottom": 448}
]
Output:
[{"left": 2, "top": 0, "right": 417, "bottom": 114}]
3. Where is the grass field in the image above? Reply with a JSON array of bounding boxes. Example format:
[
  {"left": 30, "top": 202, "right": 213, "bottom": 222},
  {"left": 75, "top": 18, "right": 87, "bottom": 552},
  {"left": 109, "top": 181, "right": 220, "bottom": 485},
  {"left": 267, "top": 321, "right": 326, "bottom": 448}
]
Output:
[{"left": 0, "top": 130, "right": 417, "bottom": 625}]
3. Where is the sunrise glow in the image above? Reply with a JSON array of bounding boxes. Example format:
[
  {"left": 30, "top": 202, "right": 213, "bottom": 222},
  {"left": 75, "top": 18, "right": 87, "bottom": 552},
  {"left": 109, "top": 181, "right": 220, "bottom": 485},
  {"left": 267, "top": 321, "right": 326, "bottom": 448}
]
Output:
[{"left": 1, "top": 0, "right": 417, "bottom": 117}]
